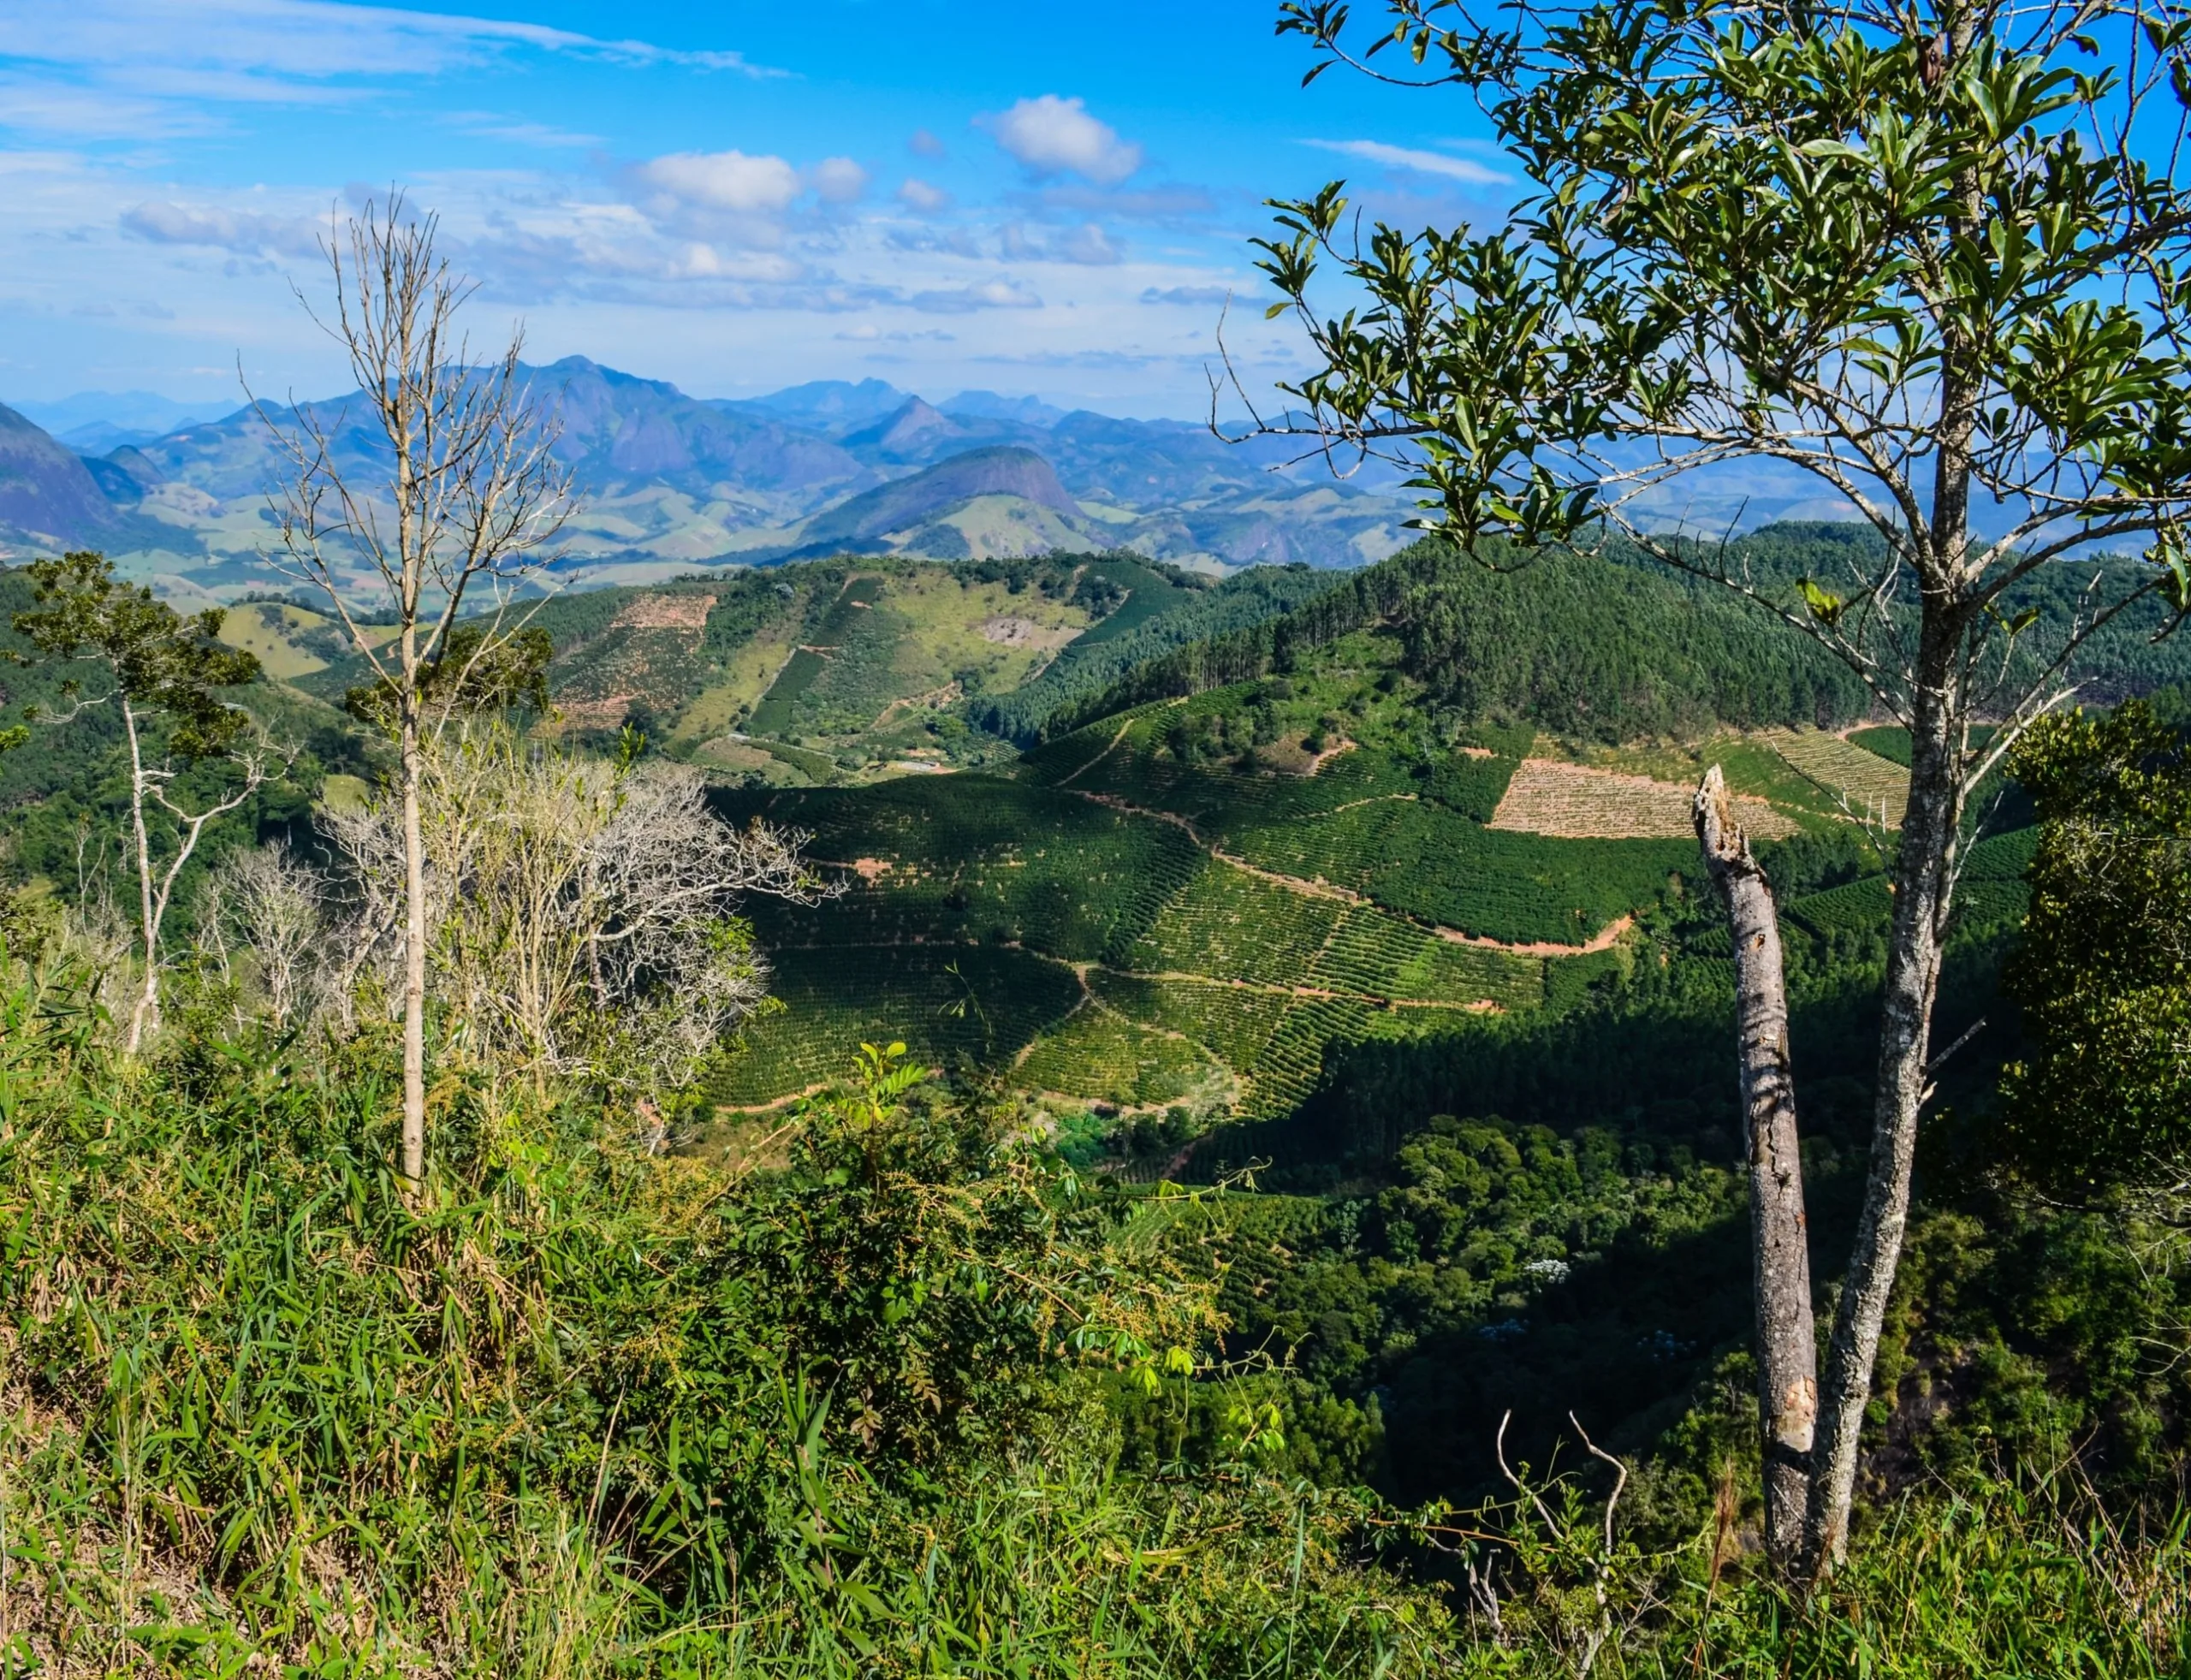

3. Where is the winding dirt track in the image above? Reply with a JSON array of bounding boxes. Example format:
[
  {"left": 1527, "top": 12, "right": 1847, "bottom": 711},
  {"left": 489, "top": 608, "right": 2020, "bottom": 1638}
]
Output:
[{"left": 1058, "top": 788, "right": 1638, "bottom": 957}]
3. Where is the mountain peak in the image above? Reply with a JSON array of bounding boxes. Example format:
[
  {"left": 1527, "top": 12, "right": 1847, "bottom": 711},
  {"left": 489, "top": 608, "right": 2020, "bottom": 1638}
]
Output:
[
  {"left": 794, "top": 444, "right": 1084, "bottom": 555},
  {"left": 941, "top": 389, "right": 1066, "bottom": 427},
  {"left": 721, "top": 377, "right": 913, "bottom": 429},
  {"left": 841, "top": 396, "right": 965, "bottom": 455}
]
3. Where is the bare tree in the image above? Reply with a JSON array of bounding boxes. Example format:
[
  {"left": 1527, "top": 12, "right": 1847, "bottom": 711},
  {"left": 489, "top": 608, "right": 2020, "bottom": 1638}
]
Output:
[
  {"left": 257, "top": 194, "right": 573, "bottom": 1188},
  {"left": 198, "top": 842, "right": 330, "bottom": 1033},
  {"left": 1693, "top": 768, "right": 1816, "bottom": 1564},
  {"left": 324, "top": 727, "right": 828, "bottom": 1095}
]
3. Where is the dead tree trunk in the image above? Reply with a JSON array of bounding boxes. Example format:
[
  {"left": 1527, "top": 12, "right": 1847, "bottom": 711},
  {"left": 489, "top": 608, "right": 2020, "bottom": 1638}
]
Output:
[{"left": 1694, "top": 767, "right": 1817, "bottom": 1570}]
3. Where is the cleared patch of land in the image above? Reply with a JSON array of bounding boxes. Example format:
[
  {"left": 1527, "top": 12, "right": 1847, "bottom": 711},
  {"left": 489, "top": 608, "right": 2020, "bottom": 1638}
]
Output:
[
  {"left": 1762, "top": 727, "right": 1910, "bottom": 826},
  {"left": 1490, "top": 759, "right": 1799, "bottom": 840}
]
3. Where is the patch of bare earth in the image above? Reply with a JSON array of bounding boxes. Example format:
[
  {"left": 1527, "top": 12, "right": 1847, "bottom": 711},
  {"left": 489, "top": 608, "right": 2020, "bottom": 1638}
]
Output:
[
  {"left": 611, "top": 592, "right": 715, "bottom": 635},
  {"left": 1254, "top": 737, "right": 1355, "bottom": 777},
  {"left": 979, "top": 614, "right": 1042, "bottom": 645},
  {"left": 1490, "top": 758, "right": 1799, "bottom": 839},
  {"left": 696, "top": 739, "right": 775, "bottom": 772},
  {"left": 556, "top": 695, "right": 638, "bottom": 727}
]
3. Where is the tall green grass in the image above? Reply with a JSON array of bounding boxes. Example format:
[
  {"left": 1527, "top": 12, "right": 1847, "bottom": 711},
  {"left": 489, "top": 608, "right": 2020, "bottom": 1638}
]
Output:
[{"left": 3, "top": 964, "right": 2187, "bottom": 1677}]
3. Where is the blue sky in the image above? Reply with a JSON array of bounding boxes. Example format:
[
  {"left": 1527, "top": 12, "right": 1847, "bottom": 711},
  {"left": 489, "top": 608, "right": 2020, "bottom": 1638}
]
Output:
[{"left": 0, "top": 0, "right": 1512, "bottom": 419}]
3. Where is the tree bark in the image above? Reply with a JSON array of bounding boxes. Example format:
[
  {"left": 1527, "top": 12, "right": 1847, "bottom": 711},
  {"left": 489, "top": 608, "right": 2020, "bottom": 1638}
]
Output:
[
  {"left": 1694, "top": 766, "right": 1817, "bottom": 1570},
  {"left": 1802, "top": 618, "right": 1962, "bottom": 1571},
  {"left": 400, "top": 696, "right": 428, "bottom": 1191},
  {"left": 123, "top": 699, "right": 159, "bottom": 1054}
]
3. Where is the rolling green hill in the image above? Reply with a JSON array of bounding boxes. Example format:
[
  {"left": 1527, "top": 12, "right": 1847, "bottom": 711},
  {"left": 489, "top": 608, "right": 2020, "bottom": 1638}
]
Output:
[{"left": 699, "top": 574, "right": 1933, "bottom": 1143}]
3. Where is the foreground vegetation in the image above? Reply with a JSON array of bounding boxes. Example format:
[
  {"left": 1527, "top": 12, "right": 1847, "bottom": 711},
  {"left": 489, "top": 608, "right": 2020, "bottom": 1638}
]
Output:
[{"left": 3, "top": 972, "right": 2188, "bottom": 1677}]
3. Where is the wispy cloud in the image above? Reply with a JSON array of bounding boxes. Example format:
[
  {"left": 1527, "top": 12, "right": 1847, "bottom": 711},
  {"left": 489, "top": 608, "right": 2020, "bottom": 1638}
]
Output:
[
  {"left": 1302, "top": 139, "right": 1507, "bottom": 185},
  {"left": 122, "top": 198, "right": 325, "bottom": 257},
  {"left": 1002, "top": 222, "right": 1122, "bottom": 265},
  {"left": 0, "top": 0, "right": 777, "bottom": 140},
  {"left": 448, "top": 113, "right": 605, "bottom": 149},
  {"left": 909, "top": 277, "right": 1042, "bottom": 313},
  {"left": 1141, "top": 284, "right": 1233, "bottom": 306},
  {"left": 0, "top": 1, "right": 776, "bottom": 80}
]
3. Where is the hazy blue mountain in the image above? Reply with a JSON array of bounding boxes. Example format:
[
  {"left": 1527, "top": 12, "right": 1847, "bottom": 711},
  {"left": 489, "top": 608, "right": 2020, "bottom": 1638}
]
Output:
[
  {"left": 126, "top": 357, "right": 873, "bottom": 512},
  {"left": 838, "top": 396, "right": 998, "bottom": 463},
  {"left": 9, "top": 391, "right": 235, "bottom": 442},
  {"left": 22, "top": 359, "right": 1416, "bottom": 585},
  {"left": 941, "top": 390, "right": 1067, "bottom": 426},
  {"left": 0, "top": 403, "right": 124, "bottom": 543},
  {"left": 715, "top": 377, "right": 913, "bottom": 430}
]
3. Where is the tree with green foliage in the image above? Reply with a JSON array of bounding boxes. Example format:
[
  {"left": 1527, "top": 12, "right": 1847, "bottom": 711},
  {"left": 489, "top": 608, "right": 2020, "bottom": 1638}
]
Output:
[
  {"left": 9, "top": 551, "right": 271, "bottom": 1052},
  {"left": 1256, "top": 0, "right": 2191, "bottom": 1573},
  {"left": 257, "top": 194, "right": 573, "bottom": 1190},
  {"left": 1999, "top": 700, "right": 2191, "bottom": 1202}
]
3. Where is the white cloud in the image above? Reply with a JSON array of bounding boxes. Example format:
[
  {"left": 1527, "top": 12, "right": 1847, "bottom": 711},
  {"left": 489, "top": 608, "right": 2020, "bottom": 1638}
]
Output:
[
  {"left": 810, "top": 157, "right": 868, "bottom": 204},
  {"left": 1141, "top": 284, "right": 1233, "bottom": 306},
  {"left": 909, "top": 278, "right": 1042, "bottom": 313},
  {"left": 1301, "top": 140, "right": 1508, "bottom": 185},
  {"left": 907, "top": 128, "right": 946, "bottom": 159},
  {"left": 122, "top": 198, "right": 325, "bottom": 257},
  {"left": 897, "top": 177, "right": 950, "bottom": 213},
  {"left": 986, "top": 95, "right": 1141, "bottom": 186},
  {"left": 1002, "top": 222, "right": 1122, "bottom": 265},
  {"left": 631, "top": 150, "right": 802, "bottom": 215}
]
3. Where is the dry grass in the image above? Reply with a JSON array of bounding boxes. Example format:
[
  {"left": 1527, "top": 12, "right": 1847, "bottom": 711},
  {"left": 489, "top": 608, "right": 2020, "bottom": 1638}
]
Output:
[
  {"left": 1763, "top": 727, "right": 1909, "bottom": 827},
  {"left": 1490, "top": 758, "right": 1800, "bottom": 839}
]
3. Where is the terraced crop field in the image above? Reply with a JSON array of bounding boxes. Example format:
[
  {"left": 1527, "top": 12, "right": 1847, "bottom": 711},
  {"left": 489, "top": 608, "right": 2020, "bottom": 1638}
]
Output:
[
  {"left": 1014, "top": 1005, "right": 1226, "bottom": 1108},
  {"left": 747, "top": 576, "right": 887, "bottom": 735},
  {"left": 712, "top": 942, "right": 1084, "bottom": 1107},
  {"left": 1309, "top": 907, "right": 1543, "bottom": 1008},
  {"left": 712, "top": 685, "right": 1953, "bottom": 1130},
  {"left": 721, "top": 775, "right": 1199, "bottom": 964},
  {"left": 1786, "top": 823, "right": 2037, "bottom": 941},
  {"left": 1119, "top": 858, "right": 1344, "bottom": 987},
  {"left": 709, "top": 704, "right": 1721, "bottom": 1120},
  {"left": 1762, "top": 727, "right": 1910, "bottom": 827},
  {"left": 1223, "top": 798, "right": 1693, "bottom": 946},
  {"left": 1490, "top": 759, "right": 1800, "bottom": 840}
]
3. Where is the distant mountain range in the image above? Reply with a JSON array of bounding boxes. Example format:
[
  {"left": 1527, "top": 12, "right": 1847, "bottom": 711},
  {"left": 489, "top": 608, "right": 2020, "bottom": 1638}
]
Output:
[{"left": 0, "top": 360, "right": 1427, "bottom": 598}]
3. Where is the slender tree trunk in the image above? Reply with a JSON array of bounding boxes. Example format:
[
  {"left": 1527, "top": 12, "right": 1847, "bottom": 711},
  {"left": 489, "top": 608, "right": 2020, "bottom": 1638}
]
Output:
[
  {"left": 1694, "top": 767, "right": 1817, "bottom": 1569},
  {"left": 122, "top": 700, "right": 161, "bottom": 1054},
  {"left": 1802, "top": 598, "right": 1970, "bottom": 1570},
  {"left": 400, "top": 698, "right": 428, "bottom": 1190}
]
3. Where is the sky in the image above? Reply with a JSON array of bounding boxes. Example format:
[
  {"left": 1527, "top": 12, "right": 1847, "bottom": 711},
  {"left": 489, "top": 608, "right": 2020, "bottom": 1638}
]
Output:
[{"left": 0, "top": 0, "right": 1514, "bottom": 421}]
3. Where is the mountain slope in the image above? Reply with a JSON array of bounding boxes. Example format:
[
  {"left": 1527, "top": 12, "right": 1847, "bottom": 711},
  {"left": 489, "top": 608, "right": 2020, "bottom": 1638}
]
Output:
[
  {"left": 787, "top": 447, "right": 1088, "bottom": 555},
  {"left": 0, "top": 403, "right": 138, "bottom": 552},
  {"left": 35, "top": 359, "right": 1416, "bottom": 589}
]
